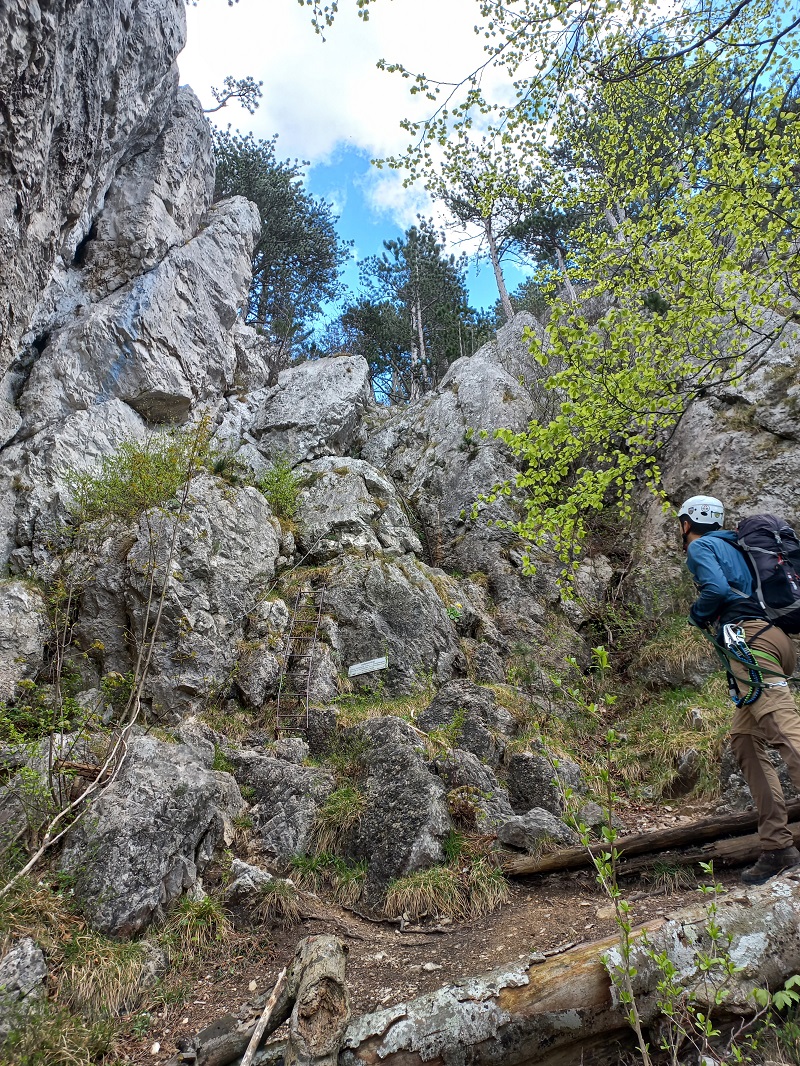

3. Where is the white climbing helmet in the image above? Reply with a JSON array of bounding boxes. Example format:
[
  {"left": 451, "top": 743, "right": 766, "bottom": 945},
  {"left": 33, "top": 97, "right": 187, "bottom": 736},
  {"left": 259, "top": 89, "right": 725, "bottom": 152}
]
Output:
[{"left": 678, "top": 495, "right": 725, "bottom": 528}]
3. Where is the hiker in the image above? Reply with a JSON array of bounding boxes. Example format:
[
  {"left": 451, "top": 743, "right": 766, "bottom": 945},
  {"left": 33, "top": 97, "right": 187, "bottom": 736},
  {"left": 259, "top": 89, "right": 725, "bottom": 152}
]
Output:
[{"left": 679, "top": 494, "right": 800, "bottom": 885}]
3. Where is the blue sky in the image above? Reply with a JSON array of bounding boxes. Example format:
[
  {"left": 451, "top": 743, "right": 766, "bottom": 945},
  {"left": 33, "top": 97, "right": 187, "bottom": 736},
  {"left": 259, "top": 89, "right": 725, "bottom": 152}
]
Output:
[
  {"left": 302, "top": 144, "right": 530, "bottom": 316},
  {"left": 179, "top": 0, "right": 532, "bottom": 324}
]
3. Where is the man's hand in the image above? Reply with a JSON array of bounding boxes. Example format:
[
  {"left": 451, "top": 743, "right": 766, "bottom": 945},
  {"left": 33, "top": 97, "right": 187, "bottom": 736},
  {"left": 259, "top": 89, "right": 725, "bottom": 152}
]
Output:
[{"left": 689, "top": 604, "right": 710, "bottom": 630}]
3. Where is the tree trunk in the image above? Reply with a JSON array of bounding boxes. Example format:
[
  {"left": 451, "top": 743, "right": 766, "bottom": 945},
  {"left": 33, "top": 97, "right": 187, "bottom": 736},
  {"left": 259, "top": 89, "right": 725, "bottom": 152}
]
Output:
[
  {"left": 485, "top": 217, "right": 513, "bottom": 323},
  {"left": 165, "top": 935, "right": 347, "bottom": 1066},
  {"left": 339, "top": 878, "right": 800, "bottom": 1066},
  {"left": 285, "top": 935, "right": 350, "bottom": 1065},
  {"left": 503, "top": 801, "right": 800, "bottom": 877}
]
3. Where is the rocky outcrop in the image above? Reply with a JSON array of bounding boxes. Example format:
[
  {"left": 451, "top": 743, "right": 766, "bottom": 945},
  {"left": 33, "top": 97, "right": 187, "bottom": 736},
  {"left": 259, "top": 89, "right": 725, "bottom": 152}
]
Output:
[
  {"left": 418, "top": 680, "right": 515, "bottom": 769},
  {"left": 325, "top": 555, "right": 463, "bottom": 694},
  {"left": 74, "top": 475, "right": 281, "bottom": 719},
  {"left": 0, "top": 582, "right": 48, "bottom": 700},
  {"left": 60, "top": 732, "right": 243, "bottom": 936},
  {"left": 0, "top": 0, "right": 186, "bottom": 373},
  {"left": 0, "top": 937, "right": 47, "bottom": 1038},
  {"left": 249, "top": 355, "right": 372, "bottom": 463},
  {"left": 346, "top": 717, "right": 451, "bottom": 902},
  {"left": 18, "top": 195, "right": 259, "bottom": 435},
  {"left": 296, "top": 457, "right": 421, "bottom": 561},
  {"left": 225, "top": 749, "right": 335, "bottom": 863},
  {"left": 430, "top": 749, "right": 514, "bottom": 829}
]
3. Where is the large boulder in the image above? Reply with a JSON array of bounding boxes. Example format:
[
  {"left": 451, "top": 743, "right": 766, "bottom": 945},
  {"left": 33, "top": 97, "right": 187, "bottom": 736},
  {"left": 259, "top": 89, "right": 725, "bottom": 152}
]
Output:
[
  {"left": 430, "top": 748, "right": 514, "bottom": 829},
  {"left": 418, "top": 680, "right": 515, "bottom": 768},
  {"left": 75, "top": 474, "right": 281, "bottom": 719},
  {"left": 60, "top": 732, "right": 243, "bottom": 936},
  {"left": 324, "top": 555, "right": 463, "bottom": 695},
  {"left": 0, "top": 0, "right": 186, "bottom": 372},
  {"left": 497, "top": 808, "right": 579, "bottom": 852},
  {"left": 296, "top": 457, "right": 422, "bottom": 561},
  {"left": 346, "top": 717, "right": 451, "bottom": 903},
  {"left": 250, "top": 355, "right": 372, "bottom": 463},
  {"left": 225, "top": 749, "right": 335, "bottom": 863},
  {"left": 0, "top": 582, "right": 47, "bottom": 700},
  {"left": 506, "top": 748, "right": 585, "bottom": 816}
]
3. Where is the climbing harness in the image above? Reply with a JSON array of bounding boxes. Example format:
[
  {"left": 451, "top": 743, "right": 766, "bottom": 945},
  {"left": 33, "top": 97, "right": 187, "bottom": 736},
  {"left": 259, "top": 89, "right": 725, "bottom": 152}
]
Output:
[{"left": 699, "top": 624, "right": 795, "bottom": 708}]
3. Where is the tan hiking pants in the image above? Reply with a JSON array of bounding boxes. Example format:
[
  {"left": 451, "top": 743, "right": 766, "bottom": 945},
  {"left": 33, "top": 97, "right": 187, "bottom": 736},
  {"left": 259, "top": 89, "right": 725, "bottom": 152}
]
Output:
[{"left": 728, "top": 621, "right": 800, "bottom": 851}]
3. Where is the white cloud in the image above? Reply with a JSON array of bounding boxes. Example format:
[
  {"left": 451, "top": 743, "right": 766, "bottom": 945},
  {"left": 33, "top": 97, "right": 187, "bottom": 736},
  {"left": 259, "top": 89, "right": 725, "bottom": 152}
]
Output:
[{"left": 180, "top": 0, "right": 497, "bottom": 162}]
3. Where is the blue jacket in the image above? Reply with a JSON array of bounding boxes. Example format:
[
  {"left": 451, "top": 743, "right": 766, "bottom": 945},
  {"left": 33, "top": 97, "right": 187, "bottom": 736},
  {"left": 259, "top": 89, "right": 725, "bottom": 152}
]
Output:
[{"left": 686, "top": 530, "right": 765, "bottom": 627}]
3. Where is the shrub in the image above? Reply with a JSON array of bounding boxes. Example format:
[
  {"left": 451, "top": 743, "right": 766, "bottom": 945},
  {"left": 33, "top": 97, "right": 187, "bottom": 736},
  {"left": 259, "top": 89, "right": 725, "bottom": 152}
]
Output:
[
  {"left": 257, "top": 456, "right": 299, "bottom": 520},
  {"left": 289, "top": 853, "right": 367, "bottom": 905},
  {"left": 68, "top": 418, "right": 214, "bottom": 527},
  {"left": 385, "top": 866, "right": 465, "bottom": 922},
  {"left": 251, "top": 878, "right": 303, "bottom": 926},
  {"left": 3, "top": 1000, "right": 117, "bottom": 1066},
  {"left": 58, "top": 933, "right": 149, "bottom": 1014}
]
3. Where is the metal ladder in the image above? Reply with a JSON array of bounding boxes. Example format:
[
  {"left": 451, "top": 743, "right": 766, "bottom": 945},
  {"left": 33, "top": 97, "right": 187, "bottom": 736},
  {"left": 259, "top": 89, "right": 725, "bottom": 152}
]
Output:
[{"left": 275, "top": 583, "right": 326, "bottom": 732}]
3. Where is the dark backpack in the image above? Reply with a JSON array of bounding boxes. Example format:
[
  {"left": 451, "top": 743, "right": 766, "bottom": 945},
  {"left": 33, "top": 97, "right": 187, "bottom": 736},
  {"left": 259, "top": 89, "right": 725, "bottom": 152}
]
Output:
[{"left": 736, "top": 514, "right": 800, "bottom": 633}]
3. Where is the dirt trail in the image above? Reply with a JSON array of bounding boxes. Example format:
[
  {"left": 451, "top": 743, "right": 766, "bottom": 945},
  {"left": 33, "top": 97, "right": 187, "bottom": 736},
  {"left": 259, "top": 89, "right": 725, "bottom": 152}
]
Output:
[{"left": 121, "top": 801, "right": 742, "bottom": 1064}]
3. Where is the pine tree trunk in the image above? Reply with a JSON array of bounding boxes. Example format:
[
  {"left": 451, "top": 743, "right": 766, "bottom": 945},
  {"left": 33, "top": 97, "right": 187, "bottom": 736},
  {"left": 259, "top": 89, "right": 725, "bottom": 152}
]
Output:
[{"left": 486, "top": 218, "right": 514, "bottom": 323}]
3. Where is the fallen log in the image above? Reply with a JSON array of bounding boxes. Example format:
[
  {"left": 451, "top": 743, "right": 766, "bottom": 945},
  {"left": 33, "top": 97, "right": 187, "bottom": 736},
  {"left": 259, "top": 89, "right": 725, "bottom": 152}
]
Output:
[
  {"left": 610, "top": 820, "right": 800, "bottom": 879},
  {"left": 165, "top": 935, "right": 347, "bottom": 1066},
  {"left": 503, "top": 800, "right": 800, "bottom": 877},
  {"left": 339, "top": 874, "right": 800, "bottom": 1066},
  {"left": 178, "top": 877, "right": 800, "bottom": 1066},
  {"left": 285, "top": 935, "right": 350, "bottom": 1066}
]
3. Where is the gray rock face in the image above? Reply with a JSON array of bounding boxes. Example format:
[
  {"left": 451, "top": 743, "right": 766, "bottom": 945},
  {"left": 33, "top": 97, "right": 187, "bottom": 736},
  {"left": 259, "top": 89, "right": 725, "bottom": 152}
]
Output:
[
  {"left": 226, "top": 749, "right": 335, "bottom": 862},
  {"left": 296, "top": 457, "right": 422, "bottom": 561},
  {"left": 362, "top": 318, "right": 535, "bottom": 571},
  {"left": 225, "top": 858, "right": 276, "bottom": 904},
  {"left": 60, "top": 733, "right": 243, "bottom": 936},
  {"left": 0, "top": 582, "right": 48, "bottom": 700},
  {"left": 0, "top": 398, "right": 149, "bottom": 571},
  {"left": 497, "top": 808, "right": 579, "bottom": 852},
  {"left": 0, "top": 937, "right": 47, "bottom": 1037},
  {"left": 77, "top": 86, "right": 215, "bottom": 300},
  {"left": 361, "top": 317, "right": 574, "bottom": 659},
  {"left": 430, "top": 749, "right": 514, "bottom": 829},
  {"left": 347, "top": 717, "right": 451, "bottom": 902},
  {"left": 641, "top": 323, "right": 800, "bottom": 584},
  {"left": 325, "top": 555, "right": 463, "bottom": 695},
  {"left": 0, "top": 0, "right": 186, "bottom": 372},
  {"left": 250, "top": 356, "right": 372, "bottom": 462},
  {"left": 418, "top": 680, "right": 515, "bottom": 769},
  {"left": 506, "top": 749, "right": 585, "bottom": 816},
  {"left": 75, "top": 475, "right": 281, "bottom": 719},
  {"left": 19, "top": 196, "right": 259, "bottom": 433}
]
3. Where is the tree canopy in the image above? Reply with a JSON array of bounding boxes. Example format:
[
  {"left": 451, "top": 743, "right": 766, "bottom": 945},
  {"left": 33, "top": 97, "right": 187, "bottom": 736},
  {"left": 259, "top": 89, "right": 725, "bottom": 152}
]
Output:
[
  {"left": 213, "top": 127, "right": 350, "bottom": 380},
  {"left": 363, "top": 0, "right": 800, "bottom": 573}
]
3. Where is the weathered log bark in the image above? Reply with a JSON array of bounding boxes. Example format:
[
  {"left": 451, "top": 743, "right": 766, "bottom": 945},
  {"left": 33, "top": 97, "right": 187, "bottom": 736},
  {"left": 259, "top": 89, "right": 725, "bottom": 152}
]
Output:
[
  {"left": 339, "top": 876, "right": 800, "bottom": 1066},
  {"left": 165, "top": 935, "right": 347, "bottom": 1066},
  {"left": 610, "top": 821, "right": 800, "bottom": 878},
  {"left": 285, "top": 935, "right": 350, "bottom": 1065},
  {"left": 503, "top": 801, "right": 800, "bottom": 877}
]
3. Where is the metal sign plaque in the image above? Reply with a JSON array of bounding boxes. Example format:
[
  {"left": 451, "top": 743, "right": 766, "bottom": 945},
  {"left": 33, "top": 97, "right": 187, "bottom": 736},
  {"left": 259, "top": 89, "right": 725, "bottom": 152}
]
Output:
[{"left": 347, "top": 656, "right": 389, "bottom": 677}]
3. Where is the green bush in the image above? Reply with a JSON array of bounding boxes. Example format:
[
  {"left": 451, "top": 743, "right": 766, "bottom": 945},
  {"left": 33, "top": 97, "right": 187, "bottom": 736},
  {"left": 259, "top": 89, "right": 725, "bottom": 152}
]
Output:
[
  {"left": 257, "top": 456, "right": 299, "bottom": 520},
  {"left": 67, "top": 418, "right": 213, "bottom": 527}
]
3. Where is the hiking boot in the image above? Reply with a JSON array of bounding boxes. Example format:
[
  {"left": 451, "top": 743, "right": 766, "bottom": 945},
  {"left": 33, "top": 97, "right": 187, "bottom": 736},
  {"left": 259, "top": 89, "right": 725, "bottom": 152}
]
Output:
[{"left": 741, "top": 846, "right": 800, "bottom": 886}]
